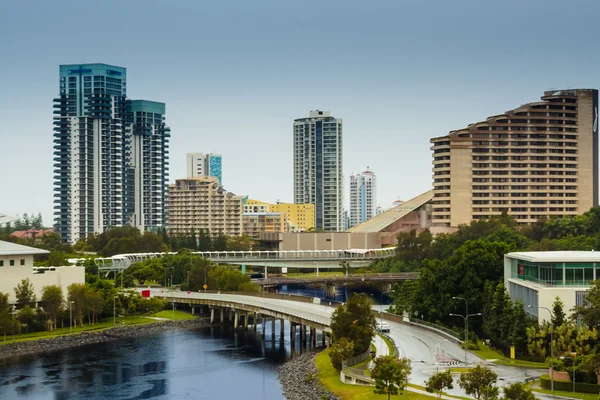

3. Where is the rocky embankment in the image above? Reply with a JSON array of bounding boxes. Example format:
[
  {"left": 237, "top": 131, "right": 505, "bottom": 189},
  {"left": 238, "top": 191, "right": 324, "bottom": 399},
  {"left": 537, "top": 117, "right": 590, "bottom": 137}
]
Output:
[
  {"left": 0, "top": 318, "right": 209, "bottom": 360},
  {"left": 278, "top": 351, "right": 338, "bottom": 400}
]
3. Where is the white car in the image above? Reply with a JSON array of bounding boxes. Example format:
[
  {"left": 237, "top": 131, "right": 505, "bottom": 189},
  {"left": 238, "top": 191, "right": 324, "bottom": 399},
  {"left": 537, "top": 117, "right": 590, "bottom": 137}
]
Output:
[{"left": 377, "top": 322, "right": 390, "bottom": 332}]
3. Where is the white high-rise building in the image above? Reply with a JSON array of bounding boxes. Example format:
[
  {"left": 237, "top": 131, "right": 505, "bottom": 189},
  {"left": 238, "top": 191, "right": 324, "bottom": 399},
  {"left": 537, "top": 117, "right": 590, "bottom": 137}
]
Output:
[
  {"left": 349, "top": 168, "right": 377, "bottom": 228},
  {"left": 293, "top": 110, "right": 343, "bottom": 232},
  {"left": 186, "top": 153, "right": 223, "bottom": 184}
]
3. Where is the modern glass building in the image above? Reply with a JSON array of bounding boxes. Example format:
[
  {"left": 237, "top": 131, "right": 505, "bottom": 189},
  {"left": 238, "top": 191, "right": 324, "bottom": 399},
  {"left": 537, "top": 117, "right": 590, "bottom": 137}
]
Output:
[
  {"left": 504, "top": 251, "right": 599, "bottom": 322},
  {"left": 53, "top": 64, "right": 170, "bottom": 242},
  {"left": 186, "top": 153, "right": 222, "bottom": 184},
  {"left": 293, "top": 110, "right": 343, "bottom": 232}
]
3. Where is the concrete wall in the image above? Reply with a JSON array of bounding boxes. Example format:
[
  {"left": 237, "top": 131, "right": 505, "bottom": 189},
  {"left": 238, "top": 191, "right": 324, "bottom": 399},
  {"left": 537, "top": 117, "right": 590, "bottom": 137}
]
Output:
[
  {"left": 0, "top": 264, "right": 85, "bottom": 304},
  {"left": 276, "top": 232, "right": 382, "bottom": 251}
]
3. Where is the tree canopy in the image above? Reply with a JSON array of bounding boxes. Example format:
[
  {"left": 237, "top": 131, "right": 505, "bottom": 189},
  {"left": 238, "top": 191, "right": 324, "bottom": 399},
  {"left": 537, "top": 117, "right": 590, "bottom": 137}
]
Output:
[{"left": 330, "top": 293, "right": 376, "bottom": 356}]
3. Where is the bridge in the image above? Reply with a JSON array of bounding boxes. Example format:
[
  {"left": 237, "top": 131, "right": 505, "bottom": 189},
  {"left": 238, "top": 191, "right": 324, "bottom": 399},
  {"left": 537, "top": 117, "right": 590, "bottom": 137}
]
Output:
[
  {"left": 97, "top": 248, "right": 396, "bottom": 272},
  {"left": 253, "top": 272, "right": 419, "bottom": 288}
]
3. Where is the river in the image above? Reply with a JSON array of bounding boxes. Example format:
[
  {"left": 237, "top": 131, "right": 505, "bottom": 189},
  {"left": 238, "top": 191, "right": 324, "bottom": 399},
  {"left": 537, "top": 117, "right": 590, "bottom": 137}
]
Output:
[{"left": 0, "top": 325, "right": 297, "bottom": 400}]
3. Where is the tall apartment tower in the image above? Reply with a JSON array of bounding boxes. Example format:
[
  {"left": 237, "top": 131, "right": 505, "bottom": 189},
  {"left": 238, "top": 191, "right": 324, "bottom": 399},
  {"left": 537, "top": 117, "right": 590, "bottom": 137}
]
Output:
[
  {"left": 53, "top": 64, "right": 170, "bottom": 242},
  {"left": 431, "top": 89, "right": 598, "bottom": 229},
  {"left": 293, "top": 110, "right": 343, "bottom": 231},
  {"left": 127, "top": 100, "right": 170, "bottom": 232},
  {"left": 187, "top": 153, "right": 223, "bottom": 184},
  {"left": 349, "top": 168, "right": 377, "bottom": 227}
]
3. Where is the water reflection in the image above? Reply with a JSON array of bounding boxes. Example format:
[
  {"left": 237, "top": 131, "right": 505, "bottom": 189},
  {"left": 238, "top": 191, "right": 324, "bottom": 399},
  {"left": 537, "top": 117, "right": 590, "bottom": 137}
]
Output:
[{"left": 0, "top": 323, "right": 318, "bottom": 400}]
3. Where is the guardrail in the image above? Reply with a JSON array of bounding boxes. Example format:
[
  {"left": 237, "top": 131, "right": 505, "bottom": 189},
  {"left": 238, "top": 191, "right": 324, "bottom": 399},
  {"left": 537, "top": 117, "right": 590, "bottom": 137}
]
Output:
[
  {"left": 406, "top": 318, "right": 461, "bottom": 341},
  {"left": 379, "top": 331, "right": 399, "bottom": 358},
  {"left": 341, "top": 346, "right": 374, "bottom": 385}
]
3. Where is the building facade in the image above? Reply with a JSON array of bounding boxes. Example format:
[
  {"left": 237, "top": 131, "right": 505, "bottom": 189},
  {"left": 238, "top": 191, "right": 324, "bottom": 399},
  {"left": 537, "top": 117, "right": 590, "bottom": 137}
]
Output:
[
  {"left": 166, "top": 176, "right": 243, "bottom": 236},
  {"left": 127, "top": 100, "right": 170, "bottom": 232},
  {"left": 242, "top": 212, "right": 284, "bottom": 237},
  {"left": 53, "top": 63, "right": 169, "bottom": 242},
  {"left": 244, "top": 199, "right": 315, "bottom": 232},
  {"left": 293, "top": 110, "right": 343, "bottom": 232},
  {"left": 504, "top": 251, "right": 598, "bottom": 323},
  {"left": 349, "top": 168, "right": 377, "bottom": 228},
  {"left": 431, "top": 89, "right": 598, "bottom": 229},
  {"left": 186, "top": 153, "right": 222, "bottom": 184}
]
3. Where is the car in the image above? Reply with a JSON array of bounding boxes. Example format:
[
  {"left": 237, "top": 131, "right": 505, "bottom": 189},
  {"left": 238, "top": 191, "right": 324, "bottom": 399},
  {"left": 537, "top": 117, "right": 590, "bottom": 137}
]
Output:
[{"left": 376, "top": 322, "right": 390, "bottom": 332}]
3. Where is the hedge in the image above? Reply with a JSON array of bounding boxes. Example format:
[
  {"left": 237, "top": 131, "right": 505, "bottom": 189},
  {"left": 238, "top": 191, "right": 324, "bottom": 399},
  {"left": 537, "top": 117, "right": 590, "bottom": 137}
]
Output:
[{"left": 540, "top": 375, "right": 600, "bottom": 394}]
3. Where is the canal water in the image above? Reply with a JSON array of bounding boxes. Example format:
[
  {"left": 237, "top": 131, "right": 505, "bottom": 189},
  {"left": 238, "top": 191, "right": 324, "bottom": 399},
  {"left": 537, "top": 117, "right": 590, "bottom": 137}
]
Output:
[{"left": 0, "top": 325, "right": 301, "bottom": 400}]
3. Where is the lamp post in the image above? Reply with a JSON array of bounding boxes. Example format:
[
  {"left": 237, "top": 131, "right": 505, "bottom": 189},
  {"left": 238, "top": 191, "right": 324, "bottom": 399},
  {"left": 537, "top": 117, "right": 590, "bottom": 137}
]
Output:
[
  {"left": 561, "top": 354, "right": 577, "bottom": 393},
  {"left": 69, "top": 300, "right": 74, "bottom": 333},
  {"left": 380, "top": 290, "right": 393, "bottom": 325},
  {"left": 449, "top": 312, "right": 482, "bottom": 363},
  {"left": 486, "top": 379, "right": 498, "bottom": 400},
  {"left": 453, "top": 297, "right": 469, "bottom": 352},
  {"left": 529, "top": 305, "right": 553, "bottom": 395},
  {"left": 113, "top": 296, "right": 118, "bottom": 326}
]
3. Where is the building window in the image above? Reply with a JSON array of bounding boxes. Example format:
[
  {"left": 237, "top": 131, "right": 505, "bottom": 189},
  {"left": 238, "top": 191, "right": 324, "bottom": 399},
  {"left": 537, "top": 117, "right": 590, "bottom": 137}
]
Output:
[
  {"left": 0, "top": 260, "right": 3, "bottom": 267},
  {"left": 9, "top": 260, "right": 14, "bottom": 266},
  {"left": 20, "top": 259, "right": 25, "bottom": 266}
]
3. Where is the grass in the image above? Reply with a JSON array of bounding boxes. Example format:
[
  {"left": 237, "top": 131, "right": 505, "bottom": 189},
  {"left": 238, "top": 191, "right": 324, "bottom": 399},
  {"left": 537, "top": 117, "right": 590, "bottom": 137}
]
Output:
[
  {"left": 470, "top": 341, "right": 547, "bottom": 369},
  {"left": 0, "top": 309, "right": 196, "bottom": 346},
  {"left": 316, "top": 349, "right": 437, "bottom": 400},
  {"left": 380, "top": 333, "right": 395, "bottom": 355},
  {"left": 447, "top": 367, "right": 472, "bottom": 373},
  {"left": 527, "top": 381, "right": 598, "bottom": 400},
  {"left": 407, "top": 384, "right": 471, "bottom": 400}
]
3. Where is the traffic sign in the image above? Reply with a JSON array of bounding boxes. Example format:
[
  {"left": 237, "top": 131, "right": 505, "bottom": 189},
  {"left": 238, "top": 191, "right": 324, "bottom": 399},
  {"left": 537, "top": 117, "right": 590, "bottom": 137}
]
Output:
[{"left": 203, "top": 284, "right": 208, "bottom": 290}]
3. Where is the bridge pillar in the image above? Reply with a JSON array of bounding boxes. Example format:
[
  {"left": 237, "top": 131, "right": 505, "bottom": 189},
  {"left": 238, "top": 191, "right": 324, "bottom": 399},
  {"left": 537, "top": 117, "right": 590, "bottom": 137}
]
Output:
[
  {"left": 290, "top": 323, "right": 295, "bottom": 346},
  {"left": 234, "top": 311, "right": 239, "bottom": 329},
  {"left": 321, "top": 331, "right": 326, "bottom": 347},
  {"left": 271, "top": 318, "right": 275, "bottom": 339},
  {"left": 311, "top": 327, "right": 316, "bottom": 347},
  {"left": 280, "top": 319, "right": 285, "bottom": 338},
  {"left": 229, "top": 309, "right": 233, "bottom": 322},
  {"left": 210, "top": 308, "right": 215, "bottom": 324},
  {"left": 244, "top": 312, "right": 249, "bottom": 330},
  {"left": 220, "top": 308, "right": 224, "bottom": 323},
  {"left": 254, "top": 312, "right": 258, "bottom": 331}
]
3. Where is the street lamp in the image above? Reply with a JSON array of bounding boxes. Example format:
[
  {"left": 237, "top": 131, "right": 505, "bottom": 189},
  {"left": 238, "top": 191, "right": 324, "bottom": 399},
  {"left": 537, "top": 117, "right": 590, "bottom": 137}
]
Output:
[
  {"left": 380, "top": 290, "right": 394, "bottom": 325},
  {"left": 486, "top": 379, "right": 500, "bottom": 399},
  {"left": 69, "top": 301, "right": 74, "bottom": 333},
  {"left": 453, "top": 297, "right": 469, "bottom": 350},
  {"left": 529, "top": 305, "right": 554, "bottom": 395},
  {"left": 113, "top": 295, "right": 118, "bottom": 326},
  {"left": 449, "top": 312, "right": 482, "bottom": 363},
  {"left": 560, "top": 354, "right": 577, "bottom": 393}
]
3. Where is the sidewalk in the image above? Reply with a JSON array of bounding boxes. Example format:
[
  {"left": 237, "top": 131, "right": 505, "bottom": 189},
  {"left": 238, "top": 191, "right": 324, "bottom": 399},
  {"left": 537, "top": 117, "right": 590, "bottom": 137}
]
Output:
[{"left": 373, "top": 334, "right": 390, "bottom": 358}]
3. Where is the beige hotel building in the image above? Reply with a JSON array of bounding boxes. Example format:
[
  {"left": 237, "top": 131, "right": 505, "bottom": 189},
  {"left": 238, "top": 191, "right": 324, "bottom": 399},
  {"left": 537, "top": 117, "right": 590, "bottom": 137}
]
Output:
[
  {"left": 166, "top": 176, "right": 243, "bottom": 236},
  {"left": 431, "top": 89, "right": 598, "bottom": 229}
]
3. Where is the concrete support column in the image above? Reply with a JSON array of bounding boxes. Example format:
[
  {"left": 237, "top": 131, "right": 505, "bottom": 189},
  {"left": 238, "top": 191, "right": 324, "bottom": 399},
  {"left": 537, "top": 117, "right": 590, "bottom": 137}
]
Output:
[
  {"left": 210, "top": 308, "right": 215, "bottom": 324},
  {"left": 244, "top": 312, "right": 249, "bottom": 330},
  {"left": 220, "top": 308, "right": 224, "bottom": 323},
  {"left": 322, "top": 330, "right": 326, "bottom": 347},
  {"left": 234, "top": 311, "right": 239, "bottom": 329},
  {"left": 290, "top": 323, "right": 296, "bottom": 346},
  {"left": 254, "top": 312, "right": 258, "bottom": 331},
  {"left": 229, "top": 309, "right": 233, "bottom": 322},
  {"left": 280, "top": 319, "right": 285, "bottom": 338},
  {"left": 311, "top": 327, "right": 316, "bottom": 347},
  {"left": 271, "top": 318, "right": 275, "bottom": 339}
]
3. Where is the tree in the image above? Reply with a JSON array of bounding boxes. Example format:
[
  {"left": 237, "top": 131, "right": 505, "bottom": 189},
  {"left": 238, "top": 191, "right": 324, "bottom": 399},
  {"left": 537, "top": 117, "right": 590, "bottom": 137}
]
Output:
[
  {"left": 551, "top": 296, "right": 566, "bottom": 328},
  {"left": 458, "top": 365, "right": 498, "bottom": 400},
  {"left": 41, "top": 285, "right": 64, "bottom": 330},
  {"left": 371, "top": 356, "right": 412, "bottom": 400},
  {"left": 328, "top": 337, "right": 354, "bottom": 370},
  {"left": 330, "top": 293, "right": 376, "bottom": 355},
  {"left": 16, "top": 305, "right": 36, "bottom": 333},
  {"left": 0, "top": 292, "right": 11, "bottom": 336},
  {"left": 14, "top": 278, "right": 36, "bottom": 308},
  {"left": 67, "top": 283, "right": 88, "bottom": 327},
  {"left": 502, "top": 383, "right": 536, "bottom": 400},
  {"left": 573, "top": 279, "right": 600, "bottom": 331},
  {"left": 425, "top": 370, "right": 454, "bottom": 399}
]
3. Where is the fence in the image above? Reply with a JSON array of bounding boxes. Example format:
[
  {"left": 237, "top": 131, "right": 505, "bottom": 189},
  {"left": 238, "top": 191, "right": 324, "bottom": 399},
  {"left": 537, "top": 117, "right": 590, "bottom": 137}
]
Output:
[
  {"left": 407, "top": 318, "right": 461, "bottom": 341},
  {"left": 342, "top": 347, "right": 372, "bottom": 369}
]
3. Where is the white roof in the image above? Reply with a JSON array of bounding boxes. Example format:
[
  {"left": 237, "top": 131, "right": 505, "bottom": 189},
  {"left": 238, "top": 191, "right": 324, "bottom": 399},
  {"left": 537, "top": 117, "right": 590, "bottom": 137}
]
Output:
[
  {"left": 0, "top": 240, "right": 49, "bottom": 256},
  {"left": 506, "top": 251, "right": 600, "bottom": 263}
]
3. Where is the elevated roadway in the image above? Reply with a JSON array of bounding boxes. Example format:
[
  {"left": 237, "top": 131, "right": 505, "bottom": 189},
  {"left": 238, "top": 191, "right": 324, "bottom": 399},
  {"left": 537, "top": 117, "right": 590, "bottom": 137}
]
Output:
[{"left": 254, "top": 272, "right": 419, "bottom": 287}]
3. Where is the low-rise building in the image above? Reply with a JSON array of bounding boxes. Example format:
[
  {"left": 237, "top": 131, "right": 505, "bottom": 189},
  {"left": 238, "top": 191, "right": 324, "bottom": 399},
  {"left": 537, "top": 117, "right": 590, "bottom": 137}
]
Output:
[
  {"left": 242, "top": 212, "right": 284, "bottom": 237},
  {"left": 244, "top": 199, "right": 315, "bottom": 232},
  {"left": 167, "top": 176, "right": 244, "bottom": 236},
  {"left": 0, "top": 241, "right": 84, "bottom": 304},
  {"left": 504, "top": 251, "right": 598, "bottom": 323},
  {"left": 10, "top": 229, "right": 54, "bottom": 240}
]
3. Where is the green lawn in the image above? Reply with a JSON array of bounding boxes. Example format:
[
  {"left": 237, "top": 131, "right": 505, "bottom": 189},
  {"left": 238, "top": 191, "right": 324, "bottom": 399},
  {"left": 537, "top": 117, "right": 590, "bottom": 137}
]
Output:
[
  {"left": 316, "top": 349, "right": 436, "bottom": 400},
  {"left": 153, "top": 310, "right": 196, "bottom": 320},
  {"left": 527, "top": 381, "right": 598, "bottom": 400},
  {"left": 470, "top": 341, "right": 547, "bottom": 369},
  {"left": 0, "top": 310, "right": 196, "bottom": 346},
  {"left": 380, "top": 333, "right": 395, "bottom": 355},
  {"left": 407, "top": 384, "right": 471, "bottom": 400}
]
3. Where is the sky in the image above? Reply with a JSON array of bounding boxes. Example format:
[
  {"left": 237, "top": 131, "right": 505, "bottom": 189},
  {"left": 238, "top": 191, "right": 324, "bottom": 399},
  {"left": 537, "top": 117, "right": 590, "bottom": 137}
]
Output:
[{"left": 1, "top": 0, "right": 600, "bottom": 226}]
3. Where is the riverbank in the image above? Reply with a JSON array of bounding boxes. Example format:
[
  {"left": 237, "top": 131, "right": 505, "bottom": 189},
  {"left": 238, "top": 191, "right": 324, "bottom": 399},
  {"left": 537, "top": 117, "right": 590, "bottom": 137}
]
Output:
[
  {"left": 278, "top": 350, "right": 338, "bottom": 400},
  {"left": 0, "top": 318, "right": 209, "bottom": 361}
]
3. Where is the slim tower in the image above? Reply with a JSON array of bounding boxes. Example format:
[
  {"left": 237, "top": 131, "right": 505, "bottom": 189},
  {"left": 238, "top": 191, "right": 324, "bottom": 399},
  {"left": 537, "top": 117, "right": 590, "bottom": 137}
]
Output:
[
  {"left": 186, "top": 153, "right": 223, "bottom": 184},
  {"left": 349, "top": 168, "right": 377, "bottom": 227},
  {"left": 293, "top": 110, "right": 343, "bottom": 231}
]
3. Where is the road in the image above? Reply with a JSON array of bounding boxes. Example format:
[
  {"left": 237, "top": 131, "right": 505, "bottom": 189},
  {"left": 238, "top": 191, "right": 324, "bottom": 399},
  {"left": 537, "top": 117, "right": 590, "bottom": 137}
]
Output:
[{"left": 141, "top": 289, "right": 550, "bottom": 398}]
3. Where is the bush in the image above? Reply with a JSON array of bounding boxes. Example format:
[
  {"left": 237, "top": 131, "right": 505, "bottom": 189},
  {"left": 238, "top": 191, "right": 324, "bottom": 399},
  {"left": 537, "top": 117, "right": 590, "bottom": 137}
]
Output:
[
  {"left": 329, "top": 338, "right": 354, "bottom": 371},
  {"left": 540, "top": 374, "right": 600, "bottom": 394}
]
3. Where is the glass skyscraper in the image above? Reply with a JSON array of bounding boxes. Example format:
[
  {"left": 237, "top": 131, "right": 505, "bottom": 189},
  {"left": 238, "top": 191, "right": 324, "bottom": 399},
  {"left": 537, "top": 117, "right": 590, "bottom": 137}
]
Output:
[
  {"left": 349, "top": 168, "right": 377, "bottom": 228},
  {"left": 293, "top": 110, "right": 343, "bottom": 232},
  {"left": 53, "top": 63, "right": 170, "bottom": 242}
]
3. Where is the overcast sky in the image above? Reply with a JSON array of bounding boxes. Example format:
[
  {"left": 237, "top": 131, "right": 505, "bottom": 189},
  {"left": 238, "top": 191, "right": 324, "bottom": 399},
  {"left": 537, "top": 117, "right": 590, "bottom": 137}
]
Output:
[{"left": 1, "top": 0, "right": 600, "bottom": 226}]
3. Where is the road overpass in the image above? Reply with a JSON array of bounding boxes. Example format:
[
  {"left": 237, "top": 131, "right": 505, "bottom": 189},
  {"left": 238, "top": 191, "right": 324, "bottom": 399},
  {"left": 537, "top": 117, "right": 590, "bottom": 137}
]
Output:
[
  {"left": 97, "top": 248, "right": 396, "bottom": 272},
  {"left": 254, "top": 272, "right": 419, "bottom": 288}
]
